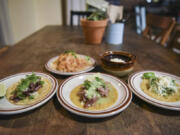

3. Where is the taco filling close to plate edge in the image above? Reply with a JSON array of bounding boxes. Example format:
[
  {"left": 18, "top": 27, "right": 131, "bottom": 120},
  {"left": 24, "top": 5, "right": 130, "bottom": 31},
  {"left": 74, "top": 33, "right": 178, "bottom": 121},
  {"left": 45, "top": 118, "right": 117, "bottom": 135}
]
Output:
[
  {"left": 70, "top": 74, "right": 118, "bottom": 110},
  {"left": 141, "top": 72, "right": 180, "bottom": 102},
  {"left": 6, "top": 73, "right": 52, "bottom": 105}
]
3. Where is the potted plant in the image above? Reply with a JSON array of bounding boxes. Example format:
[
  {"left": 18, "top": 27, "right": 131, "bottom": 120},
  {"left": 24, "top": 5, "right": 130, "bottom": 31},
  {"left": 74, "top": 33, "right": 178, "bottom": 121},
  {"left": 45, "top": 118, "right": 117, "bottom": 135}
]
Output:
[{"left": 81, "top": 11, "right": 108, "bottom": 45}]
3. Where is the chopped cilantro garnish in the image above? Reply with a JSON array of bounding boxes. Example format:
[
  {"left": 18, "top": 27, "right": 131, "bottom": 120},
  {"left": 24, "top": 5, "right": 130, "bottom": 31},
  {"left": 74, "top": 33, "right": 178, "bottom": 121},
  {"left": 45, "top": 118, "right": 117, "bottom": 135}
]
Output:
[
  {"left": 85, "top": 56, "right": 90, "bottom": 61},
  {"left": 143, "top": 73, "right": 178, "bottom": 96},
  {"left": 84, "top": 80, "right": 91, "bottom": 89},
  {"left": 13, "top": 73, "right": 43, "bottom": 100},
  {"left": 16, "top": 91, "right": 26, "bottom": 99},
  {"left": 64, "top": 50, "right": 77, "bottom": 58},
  {"left": 95, "top": 77, "right": 106, "bottom": 87},
  {"left": 40, "top": 81, "right": 45, "bottom": 85},
  {"left": 29, "top": 95, "right": 34, "bottom": 99},
  {"left": 83, "top": 75, "right": 108, "bottom": 99}
]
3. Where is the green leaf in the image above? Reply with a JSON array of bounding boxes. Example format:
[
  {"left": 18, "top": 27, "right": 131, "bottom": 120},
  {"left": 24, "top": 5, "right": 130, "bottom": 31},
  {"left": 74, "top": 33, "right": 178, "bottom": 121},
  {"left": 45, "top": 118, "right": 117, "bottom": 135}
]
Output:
[
  {"left": 84, "top": 80, "right": 91, "bottom": 89},
  {"left": 13, "top": 73, "right": 42, "bottom": 99},
  {"left": 95, "top": 77, "right": 101, "bottom": 82},
  {"left": 40, "top": 81, "right": 45, "bottom": 85},
  {"left": 16, "top": 91, "right": 25, "bottom": 99},
  {"left": 87, "top": 11, "right": 106, "bottom": 21},
  {"left": 0, "top": 84, "right": 6, "bottom": 97},
  {"left": 85, "top": 56, "right": 90, "bottom": 61},
  {"left": 29, "top": 95, "right": 34, "bottom": 99},
  {"left": 64, "top": 51, "right": 77, "bottom": 58},
  {"left": 142, "top": 72, "right": 156, "bottom": 79}
]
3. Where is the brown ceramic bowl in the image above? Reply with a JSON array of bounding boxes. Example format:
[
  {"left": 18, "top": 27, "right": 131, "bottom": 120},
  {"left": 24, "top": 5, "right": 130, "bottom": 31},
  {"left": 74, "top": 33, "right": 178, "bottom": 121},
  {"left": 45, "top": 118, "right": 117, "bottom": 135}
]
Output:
[{"left": 101, "top": 51, "right": 136, "bottom": 76}]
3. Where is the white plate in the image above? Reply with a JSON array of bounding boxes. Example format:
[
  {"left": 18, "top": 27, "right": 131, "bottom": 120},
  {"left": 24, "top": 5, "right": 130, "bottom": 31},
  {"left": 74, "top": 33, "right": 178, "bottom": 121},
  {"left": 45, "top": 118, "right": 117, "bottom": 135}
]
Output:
[
  {"left": 0, "top": 72, "right": 58, "bottom": 115},
  {"left": 45, "top": 55, "right": 96, "bottom": 76},
  {"left": 128, "top": 70, "right": 180, "bottom": 111},
  {"left": 57, "top": 72, "right": 132, "bottom": 118}
]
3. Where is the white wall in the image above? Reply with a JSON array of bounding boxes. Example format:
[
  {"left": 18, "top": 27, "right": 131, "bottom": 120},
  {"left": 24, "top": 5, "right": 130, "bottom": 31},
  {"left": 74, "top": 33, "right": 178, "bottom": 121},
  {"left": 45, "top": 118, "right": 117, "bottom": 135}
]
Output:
[
  {"left": 8, "top": 0, "right": 36, "bottom": 44},
  {"left": 34, "top": 0, "right": 62, "bottom": 29},
  {"left": 0, "top": 0, "right": 14, "bottom": 45},
  {"left": 7, "top": 0, "right": 62, "bottom": 45}
]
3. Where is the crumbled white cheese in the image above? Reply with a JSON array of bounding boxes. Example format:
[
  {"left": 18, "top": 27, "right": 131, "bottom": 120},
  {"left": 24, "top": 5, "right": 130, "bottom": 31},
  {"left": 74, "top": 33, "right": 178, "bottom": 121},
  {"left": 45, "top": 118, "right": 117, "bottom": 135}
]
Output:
[
  {"left": 110, "top": 58, "right": 125, "bottom": 63},
  {"left": 87, "top": 73, "right": 101, "bottom": 82},
  {"left": 31, "top": 92, "right": 39, "bottom": 97},
  {"left": 150, "top": 76, "right": 178, "bottom": 96}
]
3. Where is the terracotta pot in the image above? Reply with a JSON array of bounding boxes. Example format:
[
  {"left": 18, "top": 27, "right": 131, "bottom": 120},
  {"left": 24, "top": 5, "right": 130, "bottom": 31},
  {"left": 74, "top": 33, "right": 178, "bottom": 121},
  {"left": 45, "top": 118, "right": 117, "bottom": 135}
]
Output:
[{"left": 81, "top": 19, "right": 108, "bottom": 45}]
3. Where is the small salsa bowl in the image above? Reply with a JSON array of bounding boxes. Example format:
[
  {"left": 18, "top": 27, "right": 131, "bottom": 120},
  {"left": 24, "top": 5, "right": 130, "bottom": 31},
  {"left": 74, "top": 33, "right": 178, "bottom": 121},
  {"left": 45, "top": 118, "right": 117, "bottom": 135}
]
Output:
[{"left": 101, "top": 51, "right": 136, "bottom": 77}]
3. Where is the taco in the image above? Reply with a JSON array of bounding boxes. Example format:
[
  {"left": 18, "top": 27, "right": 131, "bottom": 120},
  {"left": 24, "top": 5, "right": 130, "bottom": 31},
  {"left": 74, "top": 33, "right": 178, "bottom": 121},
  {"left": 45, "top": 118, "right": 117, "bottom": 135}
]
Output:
[{"left": 6, "top": 73, "right": 52, "bottom": 105}]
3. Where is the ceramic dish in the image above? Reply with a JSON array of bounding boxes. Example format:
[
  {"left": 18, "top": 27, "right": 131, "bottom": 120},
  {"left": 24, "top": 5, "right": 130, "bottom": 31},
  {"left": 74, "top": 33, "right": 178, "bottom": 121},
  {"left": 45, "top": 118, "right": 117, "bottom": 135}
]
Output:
[
  {"left": 45, "top": 55, "right": 96, "bottom": 76},
  {"left": 101, "top": 51, "right": 136, "bottom": 77},
  {"left": 57, "top": 72, "right": 132, "bottom": 118},
  {"left": 0, "top": 72, "right": 58, "bottom": 115},
  {"left": 128, "top": 70, "right": 180, "bottom": 111}
]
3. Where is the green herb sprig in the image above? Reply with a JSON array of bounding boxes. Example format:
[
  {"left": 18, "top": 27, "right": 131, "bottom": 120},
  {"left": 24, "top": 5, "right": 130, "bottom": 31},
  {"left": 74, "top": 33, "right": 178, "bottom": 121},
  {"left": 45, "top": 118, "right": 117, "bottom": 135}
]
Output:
[
  {"left": 87, "top": 10, "right": 106, "bottom": 21},
  {"left": 64, "top": 50, "right": 77, "bottom": 58},
  {"left": 13, "top": 73, "right": 44, "bottom": 100}
]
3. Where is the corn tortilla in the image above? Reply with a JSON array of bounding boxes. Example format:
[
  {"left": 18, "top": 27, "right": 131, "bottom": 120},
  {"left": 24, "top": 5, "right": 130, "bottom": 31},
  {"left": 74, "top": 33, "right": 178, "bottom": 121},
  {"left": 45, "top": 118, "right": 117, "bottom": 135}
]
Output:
[
  {"left": 70, "top": 84, "right": 118, "bottom": 110},
  {"left": 141, "top": 79, "right": 180, "bottom": 102},
  {"left": 6, "top": 77, "right": 52, "bottom": 105}
]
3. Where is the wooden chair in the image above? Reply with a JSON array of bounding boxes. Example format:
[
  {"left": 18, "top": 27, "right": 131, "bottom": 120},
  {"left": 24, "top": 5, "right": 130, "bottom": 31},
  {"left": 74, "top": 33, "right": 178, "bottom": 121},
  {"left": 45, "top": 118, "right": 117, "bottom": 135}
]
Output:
[
  {"left": 70, "top": 11, "right": 92, "bottom": 26},
  {"left": 0, "top": 46, "right": 8, "bottom": 55},
  {"left": 170, "top": 24, "right": 180, "bottom": 53},
  {"left": 143, "top": 14, "right": 176, "bottom": 46}
]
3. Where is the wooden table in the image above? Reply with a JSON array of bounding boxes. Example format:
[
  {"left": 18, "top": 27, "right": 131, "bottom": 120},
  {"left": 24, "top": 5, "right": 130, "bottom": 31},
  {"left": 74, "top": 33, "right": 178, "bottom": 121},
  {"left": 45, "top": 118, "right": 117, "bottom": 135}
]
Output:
[{"left": 0, "top": 26, "right": 180, "bottom": 135}]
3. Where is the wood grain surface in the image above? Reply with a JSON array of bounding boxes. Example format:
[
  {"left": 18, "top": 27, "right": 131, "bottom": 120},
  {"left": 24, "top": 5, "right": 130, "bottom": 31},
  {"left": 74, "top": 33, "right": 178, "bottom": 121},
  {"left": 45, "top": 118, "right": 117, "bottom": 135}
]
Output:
[{"left": 0, "top": 26, "right": 180, "bottom": 135}]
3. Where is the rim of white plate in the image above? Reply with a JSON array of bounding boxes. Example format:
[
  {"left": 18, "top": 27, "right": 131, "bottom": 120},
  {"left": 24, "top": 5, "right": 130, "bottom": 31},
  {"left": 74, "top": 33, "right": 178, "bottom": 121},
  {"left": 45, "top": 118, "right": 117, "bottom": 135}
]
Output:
[
  {"left": 45, "top": 55, "right": 96, "bottom": 76},
  {"left": 0, "top": 72, "right": 58, "bottom": 115},
  {"left": 57, "top": 72, "right": 132, "bottom": 118},
  {"left": 128, "top": 70, "right": 180, "bottom": 111}
]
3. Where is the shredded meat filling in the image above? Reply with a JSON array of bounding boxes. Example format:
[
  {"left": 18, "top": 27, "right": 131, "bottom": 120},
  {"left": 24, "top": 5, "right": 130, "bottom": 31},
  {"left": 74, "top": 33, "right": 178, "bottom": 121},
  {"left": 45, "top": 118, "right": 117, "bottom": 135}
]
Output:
[
  {"left": 10, "top": 81, "right": 42, "bottom": 102},
  {"left": 78, "top": 85, "right": 109, "bottom": 108}
]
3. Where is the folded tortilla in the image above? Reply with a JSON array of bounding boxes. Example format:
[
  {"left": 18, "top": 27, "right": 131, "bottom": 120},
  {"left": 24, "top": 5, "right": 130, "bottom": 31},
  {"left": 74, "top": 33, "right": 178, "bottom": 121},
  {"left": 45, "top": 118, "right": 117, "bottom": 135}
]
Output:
[{"left": 6, "top": 77, "right": 52, "bottom": 105}]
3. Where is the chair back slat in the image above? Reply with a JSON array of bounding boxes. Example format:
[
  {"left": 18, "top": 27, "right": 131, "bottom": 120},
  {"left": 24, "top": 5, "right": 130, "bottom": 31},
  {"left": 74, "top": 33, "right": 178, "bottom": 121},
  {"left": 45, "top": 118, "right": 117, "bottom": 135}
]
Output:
[
  {"left": 70, "top": 11, "right": 92, "bottom": 26},
  {"left": 143, "top": 13, "right": 176, "bottom": 46},
  {"left": 147, "top": 14, "right": 174, "bottom": 30}
]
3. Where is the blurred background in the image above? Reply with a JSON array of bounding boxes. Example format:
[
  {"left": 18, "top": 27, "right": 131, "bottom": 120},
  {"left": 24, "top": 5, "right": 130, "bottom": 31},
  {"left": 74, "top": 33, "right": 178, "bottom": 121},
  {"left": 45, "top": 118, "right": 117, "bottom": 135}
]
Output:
[{"left": 0, "top": 0, "right": 180, "bottom": 47}]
